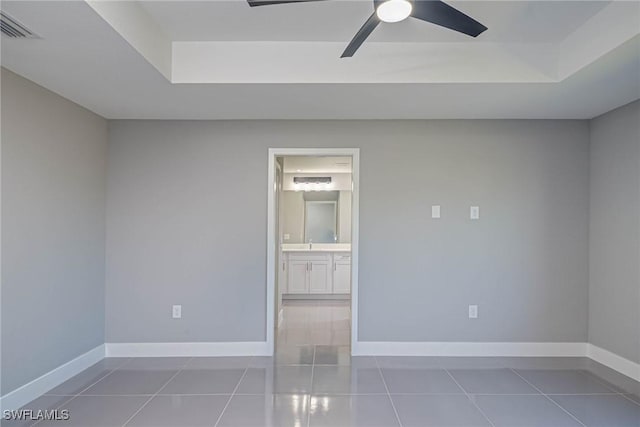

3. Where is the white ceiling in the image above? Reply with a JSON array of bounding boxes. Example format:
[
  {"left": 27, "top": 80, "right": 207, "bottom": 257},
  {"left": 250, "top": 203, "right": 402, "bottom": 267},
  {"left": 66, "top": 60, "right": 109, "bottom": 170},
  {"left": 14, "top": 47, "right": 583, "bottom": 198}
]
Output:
[
  {"left": 139, "top": 1, "right": 607, "bottom": 43},
  {"left": 283, "top": 156, "right": 353, "bottom": 173},
  {"left": 0, "top": 0, "right": 638, "bottom": 119}
]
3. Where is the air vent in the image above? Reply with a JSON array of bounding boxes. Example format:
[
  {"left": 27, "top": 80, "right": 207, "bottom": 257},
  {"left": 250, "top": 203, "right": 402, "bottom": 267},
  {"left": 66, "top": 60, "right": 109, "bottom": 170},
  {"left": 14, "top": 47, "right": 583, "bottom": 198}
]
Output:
[
  {"left": 1, "top": 12, "right": 37, "bottom": 38},
  {"left": 294, "top": 177, "right": 332, "bottom": 184}
]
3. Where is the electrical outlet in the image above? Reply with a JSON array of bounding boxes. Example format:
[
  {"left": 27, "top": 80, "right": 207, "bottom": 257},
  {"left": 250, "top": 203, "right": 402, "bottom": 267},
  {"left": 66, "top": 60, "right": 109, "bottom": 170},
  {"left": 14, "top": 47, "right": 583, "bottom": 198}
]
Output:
[
  {"left": 468, "top": 305, "right": 478, "bottom": 319},
  {"left": 470, "top": 206, "right": 480, "bottom": 220},
  {"left": 172, "top": 305, "right": 182, "bottom": 319},
  {"left": 283, "top": 234, "right": 290, "bottom": 241},
  {"left": 431, "top": 205, "right": 441, "bottom": 219}
]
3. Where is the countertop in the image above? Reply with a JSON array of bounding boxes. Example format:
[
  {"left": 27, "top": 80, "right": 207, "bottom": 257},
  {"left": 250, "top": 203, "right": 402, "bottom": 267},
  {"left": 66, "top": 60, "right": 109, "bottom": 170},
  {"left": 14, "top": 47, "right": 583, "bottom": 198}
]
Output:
[{"left": 282, "top": 243, "right": 351, "bottom": 252}]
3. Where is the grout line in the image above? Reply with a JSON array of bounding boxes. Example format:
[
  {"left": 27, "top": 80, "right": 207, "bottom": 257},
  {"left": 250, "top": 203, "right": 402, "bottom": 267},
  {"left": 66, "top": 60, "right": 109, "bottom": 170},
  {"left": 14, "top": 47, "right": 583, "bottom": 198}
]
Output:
[
  {"left": 65, "top": 394, "right": 156, "bottom": 397},
  {"left": 213, "top": 360, "right": 251, "bottom": 427},
  {"left": 43, "top": 357, "right": 133, "bottom": 398},
  {"left": 120, "top": 357, "right": 193, "bottom": 427},
  {"left": 544, "top": 392, "right": 621, "bottom": 395},
  {"left": 32, "top": 357, "right": 134, "bottom": 427},
  {"left": 28, "top": 395, "right": 76, "bottom": 427},
  {"left": 35, "top": 394, "right": 78, "bottom": 397},
  {"left": 305, "top": 345, "right": 317, "bottom": 427},
  {"left": 372, "top": 391, "right": 516, "bottom": 396},
  {"left": 584, "top": 372, "right": 640, "bottom": 408},
  {"left": 509, "top": 368, "right": 587, "bottom": 427},
  {"left": 443, "top": 369, "right": 496, "bottom": 427},
  {"left": 375, "top": 357, "right": 404, "bottom": 427},
  {"left": 577, "top": 365, "right": 640, "bottom": 408},
  {"left": 619, "top": 393, "right": 640, "bottom": 408},
  {"left": 581, "top": 368, "right": 640, "bottom": 405},
  {"left": 577, "top": 369, "right": 623, "bottom": 393},
  {"left": 251, "top": 364, "right": 314, "bottom": 367}
]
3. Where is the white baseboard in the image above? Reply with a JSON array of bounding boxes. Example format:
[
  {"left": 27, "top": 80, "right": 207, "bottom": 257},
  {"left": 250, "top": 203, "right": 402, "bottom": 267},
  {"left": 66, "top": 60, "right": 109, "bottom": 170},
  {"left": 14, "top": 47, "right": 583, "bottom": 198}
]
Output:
[
  {"left": 588, "top": 344, "right": 640, "bottom": 382},
  {"left": 352, "top": 341, "right": 639, "bottom": 383},
  {"left": 105, "top": 341, "right": 270, "bottom": 358},
  {"left": 352, "top": 341, "right": 588, "bottom": 357},
  {"left": 0, "top": 344, "right": 105, "bottom": 412}
]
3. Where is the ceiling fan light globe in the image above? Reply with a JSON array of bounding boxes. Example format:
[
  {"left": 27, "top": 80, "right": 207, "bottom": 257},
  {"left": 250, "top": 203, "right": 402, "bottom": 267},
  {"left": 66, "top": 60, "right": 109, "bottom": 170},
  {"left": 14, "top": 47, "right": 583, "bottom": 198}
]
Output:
[{"left": 376, "top": 0, "right": 412, "bottom": 23}]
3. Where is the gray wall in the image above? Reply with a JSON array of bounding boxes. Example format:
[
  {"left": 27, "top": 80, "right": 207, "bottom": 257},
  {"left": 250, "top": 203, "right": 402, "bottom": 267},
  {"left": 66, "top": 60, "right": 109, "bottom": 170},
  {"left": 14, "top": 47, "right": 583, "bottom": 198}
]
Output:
[
  {"left": 1, "top": 69, "right": 107, "bottom": 394},
  {"left": 588, "top": 100, "right": 640, "bottom": 363},
  {"left": 107, "top": 119, "right": 589, "bottom": 343},
  {"left": 338, "top": 190, "right": 352, "bottom": 244},
  {"left": 282, "top": 191, "right": 305, "bottom": 243}
]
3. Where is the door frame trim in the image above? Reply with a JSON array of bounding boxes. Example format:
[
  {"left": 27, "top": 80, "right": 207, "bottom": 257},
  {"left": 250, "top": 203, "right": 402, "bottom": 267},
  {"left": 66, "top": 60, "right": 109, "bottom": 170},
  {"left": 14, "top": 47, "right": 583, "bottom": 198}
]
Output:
[{"left": 266, "top": 148, "right": 360, "bottom": 355}]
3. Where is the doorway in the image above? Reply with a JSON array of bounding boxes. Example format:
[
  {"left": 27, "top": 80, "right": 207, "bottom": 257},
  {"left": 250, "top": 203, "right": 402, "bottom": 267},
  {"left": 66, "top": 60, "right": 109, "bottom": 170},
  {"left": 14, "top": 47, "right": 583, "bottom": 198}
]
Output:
[{"left": 266, "top": 148, "right": 360, "bottom": 356}]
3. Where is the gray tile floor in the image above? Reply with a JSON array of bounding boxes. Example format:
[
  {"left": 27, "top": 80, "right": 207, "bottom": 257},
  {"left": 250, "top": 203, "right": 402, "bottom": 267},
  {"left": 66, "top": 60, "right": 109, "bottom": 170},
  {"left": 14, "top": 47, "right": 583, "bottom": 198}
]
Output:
[{"left": 4, "top": 301, "right": 639, "bottom": 427}]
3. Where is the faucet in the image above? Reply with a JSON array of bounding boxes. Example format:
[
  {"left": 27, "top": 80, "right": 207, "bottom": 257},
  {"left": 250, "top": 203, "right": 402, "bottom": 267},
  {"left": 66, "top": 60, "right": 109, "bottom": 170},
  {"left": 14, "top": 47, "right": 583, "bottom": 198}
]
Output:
[{"left": 308, "top": 239, "right": 313, "bottom": 250}]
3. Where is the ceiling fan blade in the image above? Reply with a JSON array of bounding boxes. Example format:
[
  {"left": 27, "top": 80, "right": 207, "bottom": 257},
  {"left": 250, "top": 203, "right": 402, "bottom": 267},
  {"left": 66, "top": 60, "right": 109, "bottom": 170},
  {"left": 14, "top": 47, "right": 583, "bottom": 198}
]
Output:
[
  {"left": 341, "top": 13, "right": 380, "bottom": 58},
  {"left": 247, "top": 0, "right": 325, "bottom": 7},
  {"left": 411, "top": 0, "right": 487, "bottom": 37}
]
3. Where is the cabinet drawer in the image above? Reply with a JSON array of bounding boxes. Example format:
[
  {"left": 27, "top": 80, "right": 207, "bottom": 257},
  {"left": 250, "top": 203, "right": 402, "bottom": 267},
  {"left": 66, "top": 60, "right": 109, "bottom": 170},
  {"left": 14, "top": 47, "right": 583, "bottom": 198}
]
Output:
[{"left": 289, "top": 253, "right": 331, "bottom": 262}]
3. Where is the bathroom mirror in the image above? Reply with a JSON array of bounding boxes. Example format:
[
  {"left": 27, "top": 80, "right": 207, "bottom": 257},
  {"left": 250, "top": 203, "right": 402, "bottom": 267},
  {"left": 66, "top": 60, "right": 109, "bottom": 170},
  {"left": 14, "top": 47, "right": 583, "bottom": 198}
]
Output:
[{"left": 304, "top": 201, "right": 337, "bottom": 243}]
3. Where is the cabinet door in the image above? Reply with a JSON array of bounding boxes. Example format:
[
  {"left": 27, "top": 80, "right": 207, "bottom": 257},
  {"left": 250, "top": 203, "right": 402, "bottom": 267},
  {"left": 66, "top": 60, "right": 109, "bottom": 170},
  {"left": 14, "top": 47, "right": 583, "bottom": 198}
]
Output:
[
  {"left": 333, "top": 261, "right": 351, "bottom": 294},
  {"left": 309, "top": 261, "right": 331, "bottom": 294},
  {"left": 288, "top": 260, "right": 309, "bottom": 293}
]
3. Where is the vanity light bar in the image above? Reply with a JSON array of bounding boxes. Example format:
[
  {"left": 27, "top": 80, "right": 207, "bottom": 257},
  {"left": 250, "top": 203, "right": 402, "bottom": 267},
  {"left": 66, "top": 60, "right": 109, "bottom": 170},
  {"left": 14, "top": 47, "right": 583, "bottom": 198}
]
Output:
[{"left": 293, "top": 177, "right": 332, "bottom": 184}]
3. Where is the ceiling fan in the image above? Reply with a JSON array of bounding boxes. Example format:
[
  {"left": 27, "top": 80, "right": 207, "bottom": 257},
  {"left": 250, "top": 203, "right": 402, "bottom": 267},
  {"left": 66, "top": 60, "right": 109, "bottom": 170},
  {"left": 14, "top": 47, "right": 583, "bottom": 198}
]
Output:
[{"left": 247, "top": 0, "right": 488, "bottom": 57}]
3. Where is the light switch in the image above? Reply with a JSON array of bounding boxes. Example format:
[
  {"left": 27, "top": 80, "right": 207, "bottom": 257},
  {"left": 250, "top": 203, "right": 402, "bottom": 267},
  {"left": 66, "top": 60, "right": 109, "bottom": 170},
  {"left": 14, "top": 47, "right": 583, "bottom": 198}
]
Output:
[
  {"left": 470, "top": 206, "right": 480, "bottom": 220},
  {"left": 283, "top": 234, "right": 290, "bottom": 241},
  {"left": 431, "top": 205, "right": 441, "bottom": 219},
  {"left": 172, "top": 305, "right": 182, "bottom": 319},
  {"left": 468, "top": 305, "right": 478, "bottom": 319}
]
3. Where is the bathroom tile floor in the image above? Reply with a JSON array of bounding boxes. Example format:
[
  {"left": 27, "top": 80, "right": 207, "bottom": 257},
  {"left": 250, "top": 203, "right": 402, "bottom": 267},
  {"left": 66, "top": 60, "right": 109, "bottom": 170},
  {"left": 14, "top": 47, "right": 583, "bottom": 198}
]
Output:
[{"left": 4, "top": 301, "right": 639, "bottom": 427}]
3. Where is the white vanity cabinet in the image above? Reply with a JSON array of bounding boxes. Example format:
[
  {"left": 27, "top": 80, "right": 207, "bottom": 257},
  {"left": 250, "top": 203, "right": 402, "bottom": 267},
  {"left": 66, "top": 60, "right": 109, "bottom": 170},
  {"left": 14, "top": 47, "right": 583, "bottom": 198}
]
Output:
[
  {"left": 284, "top": 249, "right": 351, "bottom": 296},
  {"left": 287, "top": 259, "right": 310, "bottom": 293},
  {"left": 287, "top": 254, "right": 333, "bottom": 294},
  {"left": 332, "top": 254, "right": 351, "bottom": 294},
  {"left": 308, "top": 259, "right": 332, "bottom": 293}
]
